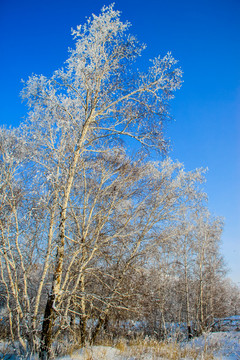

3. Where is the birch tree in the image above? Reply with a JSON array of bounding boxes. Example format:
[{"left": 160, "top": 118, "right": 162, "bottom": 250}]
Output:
[
  {"left": 18, "top": 5, "right": 183, "bottom": 358},
  {"left": 0, "top": 128, "right": 41, "bottom": 351},
  {"left": 191, "top": 211, "right": 224, "bottom": 333}
]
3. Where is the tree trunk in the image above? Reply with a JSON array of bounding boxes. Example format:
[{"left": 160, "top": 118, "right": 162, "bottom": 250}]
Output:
[
  {"left": 39, "top": 216, "right": 65, "bottom": 359},
  {"left": 39, "top": 295, "right": 56, "bottom": 360},
  {"left": 79, "top": 273, "right": 87, "bottom": 345},
  {"left": 39, "top": 121, "right": 91, "bottom": 358},
  {"left": 79, "top": 315, "right": 87, "bottom": 345},
  {"left": 90, "top": 315, "right": 106, "bottom": 345},
  {"left": 184, "top": 251, "right": 192, "bottom": 340}
]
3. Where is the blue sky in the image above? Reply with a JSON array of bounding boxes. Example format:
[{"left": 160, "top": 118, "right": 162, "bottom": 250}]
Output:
[{"left": 0, "top": 0, "right": 239, "bottom": 283}]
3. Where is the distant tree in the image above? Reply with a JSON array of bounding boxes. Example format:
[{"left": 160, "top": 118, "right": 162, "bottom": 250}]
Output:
[
  {"left": 170, "top": 216, "right": 196, "bottom": 339},
  {"left": 190, "top": 211, "right": 224, "bottom": 333}
]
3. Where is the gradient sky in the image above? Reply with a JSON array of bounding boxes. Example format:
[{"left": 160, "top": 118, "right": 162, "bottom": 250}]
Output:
[{"left": 0, "top": 0, "right": 239, "bottom": 283}]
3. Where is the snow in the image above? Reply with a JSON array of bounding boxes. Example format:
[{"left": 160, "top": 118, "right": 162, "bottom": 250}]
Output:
[
  {"left": 59, "top": 345, "right": 122, "bottom": 360},
  {"left": 58, "top": 327, "right": 240, "bottom": 360},
  {"left": 1, "top": 316, "right": 240, "bottom": 359},
  {"left": 58, "top": 331, "right": 240, "bottom": 359},
  {"left": 185, "top": 331, "right": 240, "bottom": 360}
]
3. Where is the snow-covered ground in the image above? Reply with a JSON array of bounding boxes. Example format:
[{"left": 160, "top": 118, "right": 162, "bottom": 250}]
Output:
[
  {"left": 184, "top": 331, "right": 240, "bottom": 360},
  {"left": 59, "top": 316, "right": 240, "bottom": 359},
  {"left": 1, "top": 316, "right": 240, "bottom": 359},
  {"left": 57, "top": 331, "right": 240, "bottom": 359}
]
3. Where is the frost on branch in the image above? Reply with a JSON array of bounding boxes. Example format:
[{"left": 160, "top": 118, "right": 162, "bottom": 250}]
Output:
[{"left": 21, "top": 4, "right": 182, "bottom": 153}]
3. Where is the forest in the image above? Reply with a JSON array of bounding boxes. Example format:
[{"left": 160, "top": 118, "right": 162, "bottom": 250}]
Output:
[{"left": 0, "top": 5, "right": 239, "bottom": 359}]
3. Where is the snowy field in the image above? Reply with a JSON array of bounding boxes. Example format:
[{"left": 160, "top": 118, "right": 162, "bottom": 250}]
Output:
[
  {"left": 1, "top": 316, "right": 239, "bottom": 359},
  {"left": 58, "top": 331, "right": 240, "bottom": 360}
]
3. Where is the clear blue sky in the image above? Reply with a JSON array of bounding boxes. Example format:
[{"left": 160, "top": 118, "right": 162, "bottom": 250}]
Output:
[{"left": 1, "top": 0, "right": 239, "bottom": 283}]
